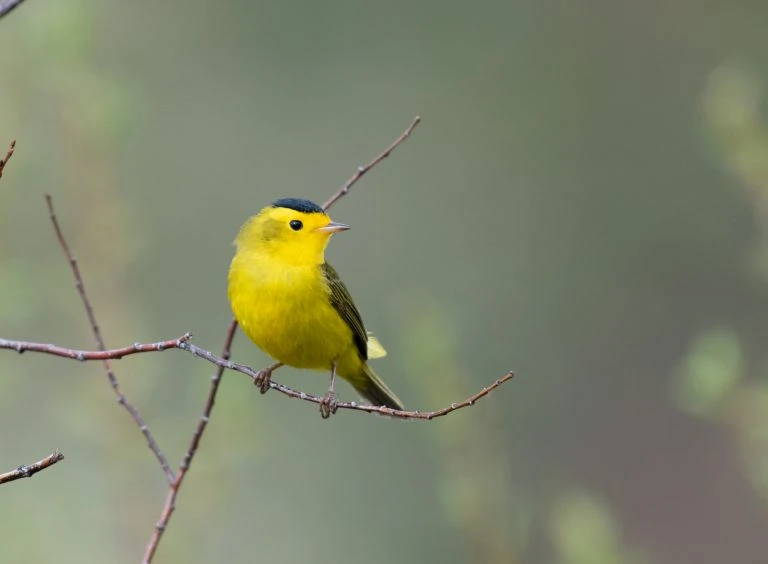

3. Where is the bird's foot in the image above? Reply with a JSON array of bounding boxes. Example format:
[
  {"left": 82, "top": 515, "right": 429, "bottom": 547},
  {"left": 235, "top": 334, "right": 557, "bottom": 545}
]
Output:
[
  {"left": 319, "top": 390, "right": 338, "bottom": 419},
  {"left": 254, "top": 367, "right": 273, "bottom": 394}
]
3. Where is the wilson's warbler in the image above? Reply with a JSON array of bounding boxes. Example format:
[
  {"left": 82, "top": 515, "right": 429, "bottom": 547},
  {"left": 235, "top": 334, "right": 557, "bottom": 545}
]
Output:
[{"left": 228, "top": 198, "right": 403, "bottom": 417}]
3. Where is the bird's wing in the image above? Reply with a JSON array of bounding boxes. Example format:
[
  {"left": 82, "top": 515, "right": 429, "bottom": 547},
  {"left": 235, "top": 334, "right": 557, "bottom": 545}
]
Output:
[{"left": 321, "top": 262, "right": 368, "bottom": 361}]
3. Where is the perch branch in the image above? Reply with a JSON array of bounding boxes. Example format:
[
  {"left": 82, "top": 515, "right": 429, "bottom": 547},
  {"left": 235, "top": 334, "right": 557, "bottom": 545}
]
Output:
[
  {"left": 0, "top": 139, "right": 15, "bottom": 179},
  {"left": 0, "top": 451, "right": 64, "bottom": 485},
  {"left": 0, "top": 0, "right": 25, "bottom": 20},
  {"left": 45, "top": 194, "right": 175, "bottom": 484},
  {"left": 180, "top": 340, "right": 514, "bottom": 419},
  {"left": 0, "top": 333, "right": 514, "bottom": 419},
  {"left": 322, "top": 116, "right": 421, "bottom": 211}
]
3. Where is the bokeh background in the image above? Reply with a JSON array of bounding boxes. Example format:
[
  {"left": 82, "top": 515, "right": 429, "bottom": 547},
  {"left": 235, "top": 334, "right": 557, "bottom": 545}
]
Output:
[{"left": 2, "top": 1, "right": 768, "bottom": 562}]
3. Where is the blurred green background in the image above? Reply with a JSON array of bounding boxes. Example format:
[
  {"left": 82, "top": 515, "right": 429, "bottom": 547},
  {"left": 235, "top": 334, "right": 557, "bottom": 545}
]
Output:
[{"left": 2, "top": 0, "right": 768, "bottom": 562}]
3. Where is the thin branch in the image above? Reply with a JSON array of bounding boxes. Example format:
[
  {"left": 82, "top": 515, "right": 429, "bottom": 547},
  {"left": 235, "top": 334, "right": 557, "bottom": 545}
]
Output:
[
  {"left": 0, "top": 334, "right": 192, "bottom": 360},
  {"left": 180, "top": 341, "right": 513, "bottom": 419},
  {"left": 0, "top": 0, "right": 25, "bottom": 20},
  {"left": 0, "top": 139, "right": 16, "bottom": 179},
  {"left": 322, "top": 116, "right": 421, "bottom": 212},
  {"left": 0, "top": 451, "right": 64, "bottom": 485},
  {"left": 45, "top": 194, "right": 175, "bottom": 484},
  {"left": 0, "top": 333, "right": 514, "bottom": 420},
  {"left": 142, "top": 319, "right": 238, "bottom": 564}
]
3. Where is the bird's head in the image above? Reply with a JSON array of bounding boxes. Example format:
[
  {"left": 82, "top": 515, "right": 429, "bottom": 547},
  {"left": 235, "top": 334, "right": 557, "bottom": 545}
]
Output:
[{"left": 234, "top": 198, "right": 349, "bottom": 266}]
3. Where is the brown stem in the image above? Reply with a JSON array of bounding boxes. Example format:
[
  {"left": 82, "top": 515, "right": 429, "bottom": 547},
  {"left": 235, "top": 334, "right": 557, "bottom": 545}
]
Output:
[
  {"left": 0, "top": 334, "right": 192, "bottom": 359},
  {"left": 142, "top": 320, "right": 238, "bottom": 564},
  {"left": 45, "top": 194, "right": 175, "bottom": 484},
  {"left": 0, "top": 451, "right": 65, "bottom": 485},
  {"left": 322, "top": 116, "right": 421, "bottom": 212},
  {"left": 0, "top": 139, "right": 16, "bottom": 179}
]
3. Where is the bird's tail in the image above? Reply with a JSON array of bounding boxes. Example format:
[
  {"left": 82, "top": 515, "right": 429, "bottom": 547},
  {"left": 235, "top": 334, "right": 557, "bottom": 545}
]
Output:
[{"left": 352, "top": 364, "right": 404, "bottom": 411}]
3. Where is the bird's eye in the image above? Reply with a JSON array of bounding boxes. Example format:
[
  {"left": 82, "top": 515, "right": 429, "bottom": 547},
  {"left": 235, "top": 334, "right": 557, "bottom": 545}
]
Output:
[{"left": 289, "top": 220, "right": 303, "bottom": 231}]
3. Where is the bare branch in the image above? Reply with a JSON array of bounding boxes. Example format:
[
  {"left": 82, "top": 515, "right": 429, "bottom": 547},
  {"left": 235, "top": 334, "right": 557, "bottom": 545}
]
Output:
[
  {"left": 0, "top": 139, "right": 16, "bottom": 179},
  {"left": 0, "top": 451, "right": 64, "bottom": 485},
  {"left": 142, "top": 320, "right": 238, "bottom": 564},
  {"left": 0, "top": 0, "right": 25, "bottom": 20},
  {"left": 322, "top": 116, "right": 421, "bottom": 212},
  {"left": 0, "top": 334, "right": 192, "bottom": 359},
  {"left": 45, "top": 194, "right": 175, "bottom": 484},
  {"left": 0, "top": 333, "right": 513, "bottom": 420},
  {"left": 180, "top": 340, "right": 513, "bottom": 419}
]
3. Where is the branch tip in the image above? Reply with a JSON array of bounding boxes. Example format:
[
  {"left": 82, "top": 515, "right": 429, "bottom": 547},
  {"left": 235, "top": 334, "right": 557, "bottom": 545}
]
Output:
[
  {"left": 0, "top": 450, "right": 66, "bottom": 485},
  {"left": 322, "top": 116, "right": 422, "bottom": 212},
  {"left": 0, "top": 138, "right": 16, "bottom": 179}
]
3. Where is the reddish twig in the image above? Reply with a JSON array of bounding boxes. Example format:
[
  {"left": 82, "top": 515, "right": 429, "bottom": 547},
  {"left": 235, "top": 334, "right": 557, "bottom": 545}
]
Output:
[
  {"left": 142, "top": 320, "right": 238, "bottom": 564},
  {"left": 0, "top": 334, "right": 192, "bottom": 360},
  {"left": 322, "top": 116, "right": 421, "bottom": 212},
  {"left": 0, "top": 451, "right": 64, "bottom": 485},
  {"left": 45, "top": 194, "right": 175, "bottom": 484},
  {"left": 0, "top": 0, "right": 25, "bottom": 20},
  {"left": 0, "top": 139, "right": 16, "bottom": 179}
]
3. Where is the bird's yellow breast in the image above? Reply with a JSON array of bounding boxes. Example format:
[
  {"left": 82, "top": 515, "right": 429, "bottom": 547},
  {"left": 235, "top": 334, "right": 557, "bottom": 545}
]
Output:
[{"left": 228, "top": 251, "right": 357, "bottom": 371}]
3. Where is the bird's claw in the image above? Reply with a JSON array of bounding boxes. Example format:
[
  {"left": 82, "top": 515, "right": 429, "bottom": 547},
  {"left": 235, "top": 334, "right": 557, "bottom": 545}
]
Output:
[
  {"left": 319, "top": 391, "right": 338, "bottom": 419},
  {"left": 254, "top": 368, "right": 272, "bottom": 394}
]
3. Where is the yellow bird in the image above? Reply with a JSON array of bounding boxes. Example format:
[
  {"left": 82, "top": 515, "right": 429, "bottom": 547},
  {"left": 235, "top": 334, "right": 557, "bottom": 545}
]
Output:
[{"left": 228, "top": 198, "right": 404, "bottom": 417}]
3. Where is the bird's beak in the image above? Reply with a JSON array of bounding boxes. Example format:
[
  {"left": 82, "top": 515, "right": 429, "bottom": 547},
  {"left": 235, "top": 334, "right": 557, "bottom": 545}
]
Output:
[{"left": 315, "top": 221, "right": 350, "bottom": 233}]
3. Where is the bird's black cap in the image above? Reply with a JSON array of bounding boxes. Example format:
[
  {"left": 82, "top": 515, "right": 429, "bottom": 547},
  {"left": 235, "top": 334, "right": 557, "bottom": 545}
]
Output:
[{"left": 272, "top": 198, "right": 324, "bottom": 214}]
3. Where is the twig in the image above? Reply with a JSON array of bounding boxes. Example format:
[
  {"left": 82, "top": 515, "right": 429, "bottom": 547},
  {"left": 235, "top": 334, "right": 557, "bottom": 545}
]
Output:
[
  {"left": 142, "top": 320, "right": 238, "bottom": 564},
  {"left": 0, "top": 334, "right": 192, "bottom": 360},
  {"left": 322, "top": 116, "right": 421, "bottom": 212},
  {"left": 0, "top": 139, "right": 16, "bottom": 179},
  {"left": 181, "top": 341, "right": 513, "bottom": 419},
  {"left": 45, "top": 194, "right": 175, "bottom": 484},
  {"left": 0, "top": 451, "right": 64, "bottom": 485},
  {"left": 0, "top": 333, "right": 514, "bottom": 419},
  {"left": 0, "top": 0, "right": 25, "bottom": 20}
]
